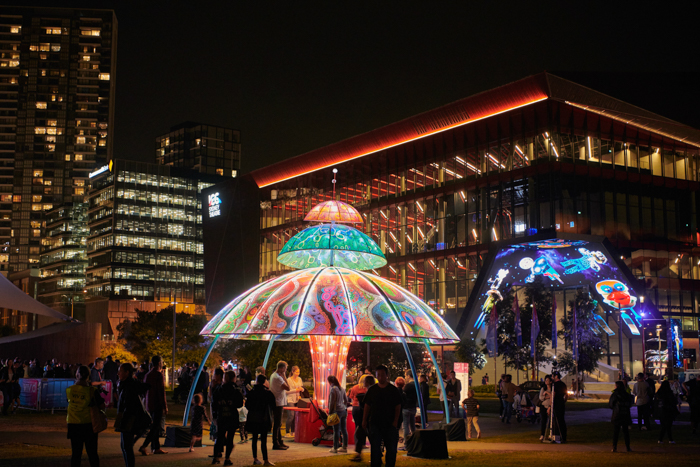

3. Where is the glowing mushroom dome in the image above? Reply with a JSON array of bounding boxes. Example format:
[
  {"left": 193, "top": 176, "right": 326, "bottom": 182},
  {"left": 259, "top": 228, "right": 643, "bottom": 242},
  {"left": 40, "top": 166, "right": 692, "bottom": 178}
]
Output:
[
  {"left": 304, "top": 200, "right": 364, "bottom": 224},
  {"left": 277, "top": 223, "right": 387, "bottom": 270}
]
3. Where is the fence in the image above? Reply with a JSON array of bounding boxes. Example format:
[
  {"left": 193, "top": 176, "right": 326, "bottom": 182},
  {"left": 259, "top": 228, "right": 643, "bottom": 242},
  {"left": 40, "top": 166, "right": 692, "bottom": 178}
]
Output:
[{"left": 19, "top": 378, "right": 113, "bottom": 411}]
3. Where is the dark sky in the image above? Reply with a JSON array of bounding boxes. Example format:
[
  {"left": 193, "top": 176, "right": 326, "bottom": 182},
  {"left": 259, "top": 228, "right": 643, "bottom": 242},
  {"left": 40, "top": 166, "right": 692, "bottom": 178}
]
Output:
[{"left": 37, "top": 2, "right": 700, "bottom": 174}]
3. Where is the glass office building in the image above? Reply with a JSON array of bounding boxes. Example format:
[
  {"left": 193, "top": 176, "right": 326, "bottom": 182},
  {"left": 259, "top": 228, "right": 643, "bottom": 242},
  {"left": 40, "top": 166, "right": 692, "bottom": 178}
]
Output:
[
  {"left": 250, "top": 73, "right": 700, "bottom": 346},
  {"left": 86, "top": 160, "right": 223, "bottom": 334}
]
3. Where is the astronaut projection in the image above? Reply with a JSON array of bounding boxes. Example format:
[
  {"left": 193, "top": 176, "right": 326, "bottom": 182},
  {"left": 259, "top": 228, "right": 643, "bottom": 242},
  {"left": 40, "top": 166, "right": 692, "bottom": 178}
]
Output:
[{"left": 471, "top": 238, "right": 644, "bottom": 336}]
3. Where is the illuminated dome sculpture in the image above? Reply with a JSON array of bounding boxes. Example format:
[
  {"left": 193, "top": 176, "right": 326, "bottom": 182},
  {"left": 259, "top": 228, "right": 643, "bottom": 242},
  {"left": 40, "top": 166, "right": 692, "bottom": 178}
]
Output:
[
  {"left": 303, "top": 199, "right": 364, "bottom": 224},
  {"left": 188, "top": 169, "right": 458, "bottom": 426},
  {"left": 277, "top": 223, "right": 387, "bottom": 270}
]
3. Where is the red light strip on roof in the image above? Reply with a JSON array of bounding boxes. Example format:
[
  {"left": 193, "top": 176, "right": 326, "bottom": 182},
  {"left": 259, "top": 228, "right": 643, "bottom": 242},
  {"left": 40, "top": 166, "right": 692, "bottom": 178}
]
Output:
[{"left": 260, "top": 97, "right": 548, "bottom": 187}]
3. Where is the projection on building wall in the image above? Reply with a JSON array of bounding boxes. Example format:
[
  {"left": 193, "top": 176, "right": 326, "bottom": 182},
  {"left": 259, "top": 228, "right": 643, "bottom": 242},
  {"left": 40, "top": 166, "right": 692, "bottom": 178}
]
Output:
[{"left": 472, "top": 238, "right": 643, "bottom": 336}]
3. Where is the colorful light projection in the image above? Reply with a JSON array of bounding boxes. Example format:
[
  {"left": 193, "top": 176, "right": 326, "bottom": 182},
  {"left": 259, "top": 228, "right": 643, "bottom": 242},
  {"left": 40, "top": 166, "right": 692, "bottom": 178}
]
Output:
[
  {"left": 277, "top": 223, "right": 386, "bottom": 270},
  {"left": 471, "top": 238, "right": 643, "bottom": 336},
  {"left": 309, "top": 335, "right": 352, "bottom": 408},
  {"left": 304, "top": 200, "right": 364, "bottom": 224},
  {"left": 201, "top": 266, "right": 459, "bottom": 407}
]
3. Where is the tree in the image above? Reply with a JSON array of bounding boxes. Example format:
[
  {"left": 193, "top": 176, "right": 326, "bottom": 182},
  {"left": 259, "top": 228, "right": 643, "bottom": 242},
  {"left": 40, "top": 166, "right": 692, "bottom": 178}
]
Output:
[
  {"left": 555, "top": 289, "right": 608, "bottom": 374},
  {"left": 217, "top": 339, "right": 313, "bottom": 380},
  {"left": 100, "top": 340, "right": 138, "bottom": 363},
  {"left": 117, "top": 306, "right": 219, "bottom": 369},
  {"left": 494, "top": 277, "right": 553, "bottom": 374},
  {"left": 455, "top": 338, "right": 487, "bottom": 375}
]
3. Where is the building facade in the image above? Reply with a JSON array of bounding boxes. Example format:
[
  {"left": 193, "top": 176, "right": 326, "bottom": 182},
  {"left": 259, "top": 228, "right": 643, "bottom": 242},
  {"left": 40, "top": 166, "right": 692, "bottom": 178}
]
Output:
[
  {"left": 156, "top": 122, "right": 241, "bottom": 178},
  {"left": 85, "top": 160, "right": 223, "bottom": 334},
  {"left": 243, "top": 73, "right": 700, "bottom": 355}
]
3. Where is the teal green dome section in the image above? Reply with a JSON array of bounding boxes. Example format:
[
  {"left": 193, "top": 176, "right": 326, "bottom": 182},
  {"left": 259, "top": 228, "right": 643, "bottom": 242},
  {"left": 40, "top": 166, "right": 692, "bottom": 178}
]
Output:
[{"left": 277, "top": 223, "right": 387, "bottom": 271}]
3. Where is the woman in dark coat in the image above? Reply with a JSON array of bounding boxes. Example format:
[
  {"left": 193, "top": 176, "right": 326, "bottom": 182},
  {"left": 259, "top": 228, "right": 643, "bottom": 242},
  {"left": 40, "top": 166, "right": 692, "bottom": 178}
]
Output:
[
  {"left": 609, "top": 380, "right": 633, "bottom": 452},
  {"left": 656, "top": 380, "right": 679, "bottom": 443},
  {"left": 245, "top": 375, "right": 277, "bottom": 466},
  {"left": 115, "top": 363, "right": 150, "bottom": 467}
]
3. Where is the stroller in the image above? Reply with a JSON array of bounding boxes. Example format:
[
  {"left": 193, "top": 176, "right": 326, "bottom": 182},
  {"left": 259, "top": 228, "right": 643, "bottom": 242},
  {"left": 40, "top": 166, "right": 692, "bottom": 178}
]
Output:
[
  {"left": 513, "top": 390, "right": 538, "bottom": 424},
  {"left": 308, "top": 399, "right": 335, "bottom": 446}
]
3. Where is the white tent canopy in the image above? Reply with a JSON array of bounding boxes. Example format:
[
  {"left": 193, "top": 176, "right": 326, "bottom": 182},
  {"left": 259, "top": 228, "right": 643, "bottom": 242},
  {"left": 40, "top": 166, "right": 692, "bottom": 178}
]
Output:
[{"left": 0, "top": 272, "right": 76, "bottom": 322}]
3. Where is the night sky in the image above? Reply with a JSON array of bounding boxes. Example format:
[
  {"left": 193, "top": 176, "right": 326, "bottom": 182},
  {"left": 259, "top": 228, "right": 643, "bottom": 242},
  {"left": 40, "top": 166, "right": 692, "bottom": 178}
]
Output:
[{"left": 32, "top": 2, "right": 700, "bottom": 174}]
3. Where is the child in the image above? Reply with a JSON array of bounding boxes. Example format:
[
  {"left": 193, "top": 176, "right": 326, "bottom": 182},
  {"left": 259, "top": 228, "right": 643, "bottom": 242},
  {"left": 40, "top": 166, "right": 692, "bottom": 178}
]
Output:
[
  {"left": 461, "top": 389, "right": 481, "bottom": 439},
  {"left": 190, "top": 394, "right": 210, "bottom": 452},
  {"left": 237, "top": 399, "right": 249, "bottom": 444}
]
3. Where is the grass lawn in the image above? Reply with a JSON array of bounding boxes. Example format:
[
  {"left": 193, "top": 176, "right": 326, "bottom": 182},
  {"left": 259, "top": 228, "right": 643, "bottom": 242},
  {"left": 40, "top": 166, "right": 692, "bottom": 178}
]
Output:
[
  {"left": 273, "top": 450, "right": 696, "bottom": 467},
  {"left": 478, "top": 421, "right": 700, "bottom": 446},
  {"left": 0, "top": 443, "right": 70, "bottom": 459}
]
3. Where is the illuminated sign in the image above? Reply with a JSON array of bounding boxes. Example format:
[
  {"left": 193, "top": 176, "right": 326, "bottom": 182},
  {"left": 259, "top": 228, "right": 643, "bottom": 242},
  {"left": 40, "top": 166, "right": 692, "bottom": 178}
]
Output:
[
  {"left": 208, "top": 192, "right": 221, "bottom": 218},
  {"left": 89, "top": 165, "right": 109, "bottom": 178},
  {"left": 471, "top": 238, "right": 644, "bottom": 336}
]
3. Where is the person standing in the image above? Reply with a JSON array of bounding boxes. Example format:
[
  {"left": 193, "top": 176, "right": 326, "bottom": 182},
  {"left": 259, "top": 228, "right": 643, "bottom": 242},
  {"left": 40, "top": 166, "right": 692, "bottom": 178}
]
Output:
[
  {"left": 401, "top": 370, "right": 417, "bottom": 447},
  {"left": 682, "top": 374, "right": 699, "bottom": 434},
  {"left": 285, "top": 366, "right": 303, "bottom": 438},
  {"left": 91, "top": 358, "right": 106, "bottom": 388},
  {"left": 552, "top": 372, "right": 568, "bottom": 443},
  {"left": 246, "top": 375, "right": 276, "bottom": 466},
  {"left": 66, "top": 365, "right": 102, "bottom": 467},
  {"left": 539, "top": 376, "right": 553, "bottom": 441},
  {"left": 269, "top": 361, "right": 290, "bottom": 451},
  {"left": 327, "top": 375, "right": 348, "bottom": 453},
  {"left": 349, "top": 375, "right": 374, "bottom": 462},
  {"left": 190, "top": 393, "right": 210, "bottom": 452},
  {"left": 656, "top": 380, "right": 679, "bottom": 444},
  {"left": 632, "top": 373, "right": 650, "bottom": 430},
  {"left": 609, "top": 380, "right": 633, "bottom": 452},
  {"left": 462, "top": 389, "right": 481, "bottom": 439},
  {"left": 646, "top": 374, "right": 656, "bottom": 429},
  {"left": 103, "top": 356, "right": 119, "bottom": 396},
  {"left": 497, "top": 374, "right": 506, "bottom": 419},
  {"left": 138, "top": 356, "right": 168, "bottom": 456},
  {"left": 212, "top": 371, "right": 243, "bottom": 465},
  {"left": 419, "top": 374, "right": 431, "bottom": 426},
  {"left": 501, "top": 375, "right": 516, "bottom": 424},
  {"left": 209, "top": 367, "right": 225, "bottom": 445},
  {"left": 435, "top": 375, "right": 445, "bottom": 420},
  {"left": 362, "top": 365, "right": 402, "bottom": 467},
  {"left": 445, "top": 370, "right": 462, "bottom": 419},
  {"left": 115, "top": 363, "right": 150, "bottom": 467}
]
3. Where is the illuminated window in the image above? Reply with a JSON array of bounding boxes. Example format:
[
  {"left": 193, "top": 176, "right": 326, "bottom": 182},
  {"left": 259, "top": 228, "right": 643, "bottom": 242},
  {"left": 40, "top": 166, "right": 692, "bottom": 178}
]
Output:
[
  {"left": 75, "top": 180, "right": 85, "bottom": 186},
  {"left": 12, "top": 195, "right": 21, "bottom": 202},
  {"left": 35, "top": 127, "right": 46, "bottom": 135},
  {"left": 32, "top": 195, "right": 42, "bottom": 202},
  {"left": 40, "top": 54, "right": 47, "bottom": 60},
  {"left": 65, "top": 154, "right": 71, "bottom": 161},
  {"left": 47, "top": 144, "right": 55, "bottom": 152},
  {"left": 231, "top": 170, "right": 238, "bottom": 178},
  {"left": 32, "top": 204, "right": 42, "bottom": 211},
  {"left": 9, "top": 60, "right": 19, "bottom": 67},
  {"left": 46, "top": 28, "right": 62, "bottom": 34},
  {"left": 75, "top": 154, "right": 83, "bottom": 161},
  {"left": 33, "top": 170, "right": 43, "bottom": 177},
  {"left": 99, "top": 73, "right": 110, "bottom": 80},
  {"left": 82, "top": 55, "right": 90, "bottom": 62},
  {"left": 40, "top": 43, "right": 50, "bottom": 52},
  {"left": 36, "top": 102, "right": 47, "bottom": 109},
  {"left": 33, "top": 229, "right": 41, "bottom": 237},
  {"left": 44, "top": 180, "right": 52, "bottom": 186},
  {"left": 98, "top": 140, "right": 106, "bottom": 147},
  {"left": 216, "top": 168, "right": 224, "bottom": 175},
  {"left": 74, "top": 188, "right": 85, "bottom": 195},
  {"left": 43, "top": 204, "right": 53, "bottom": 211},
  {"left": 81, "top": 29, "right": 101, "bottom": 36},
  {"left": 76, "top": 136, "right": 86, "bottom": 144},
  {"left": 46, "top": 128, "right": 57, "bottom": 135},
  {"left": 11, "top": 26, "right": 20, "bottom": 33},
  {"left": 41, "top": 70, "right": 47, "bottom": 76},
  {"left": 47, "top": 120, "right": 57, "bottom": 127},
  {"left": 29, "top": 45, "right": 37, "bottom": 51},
  {"left": 46, "top": 136, "right": 56, "bottom": 143},
  {"left": 51, "top": 44, "right": 61, "bottom": 52}
]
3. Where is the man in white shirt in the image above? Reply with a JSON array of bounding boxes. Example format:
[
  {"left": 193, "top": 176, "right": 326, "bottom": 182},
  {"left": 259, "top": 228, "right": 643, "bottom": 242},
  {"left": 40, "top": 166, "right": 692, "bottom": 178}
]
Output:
[
  {"left": 632, "top": 372, "right": 650, "bottom": 430},
  {"left": 270, "top": 360, "right": 290, "bottom": 450}
]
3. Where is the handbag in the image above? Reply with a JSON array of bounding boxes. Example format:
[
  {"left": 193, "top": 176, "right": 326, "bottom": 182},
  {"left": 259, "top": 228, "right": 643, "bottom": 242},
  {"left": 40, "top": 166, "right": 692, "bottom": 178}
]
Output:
[
  {"left": 90, "top": 388, "right": 108, "bottom": 434},
  {"left": 326, "top": 413, "right": 340, "bottom": 426}
]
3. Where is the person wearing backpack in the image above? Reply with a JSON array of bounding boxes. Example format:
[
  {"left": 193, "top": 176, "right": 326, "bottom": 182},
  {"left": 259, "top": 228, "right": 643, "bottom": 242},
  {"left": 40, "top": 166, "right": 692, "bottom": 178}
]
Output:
[{"left": 609, "top": 380, "right": 633, "bottom": 452}]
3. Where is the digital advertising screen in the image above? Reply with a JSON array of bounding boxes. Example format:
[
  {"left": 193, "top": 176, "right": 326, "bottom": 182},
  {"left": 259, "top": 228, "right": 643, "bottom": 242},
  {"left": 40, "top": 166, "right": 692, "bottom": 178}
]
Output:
[
  {"left": 642, "top": 319, "right": 669, "bottom": 377},
  {"left": 469, "top": 237, "right": 648, "bottom": 337}
]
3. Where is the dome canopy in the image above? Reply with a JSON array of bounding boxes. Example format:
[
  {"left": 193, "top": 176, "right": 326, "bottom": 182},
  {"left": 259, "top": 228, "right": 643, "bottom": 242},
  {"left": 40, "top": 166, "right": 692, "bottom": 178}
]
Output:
[
  {"left": 277, "top": 223, "right": 386, "bottom": 270},
  {"left": 304, "top": 200, "right": 363, "bottom": 224},
  {"left": 200, "top": 267, "right": 459, "bottom": 344}
]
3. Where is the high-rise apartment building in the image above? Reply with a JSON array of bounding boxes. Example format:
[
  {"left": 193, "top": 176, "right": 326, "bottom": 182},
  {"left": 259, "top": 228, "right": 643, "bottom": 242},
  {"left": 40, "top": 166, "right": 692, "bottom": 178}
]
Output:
[
  {"left": 85, "top": 160, "right": 224, "bottom": 335},
  {"left": 156, "top": 122, "right": 241, "bottom": 177},
  {"left": 0, "top": 6, "right": 116, "bottom": 277}
]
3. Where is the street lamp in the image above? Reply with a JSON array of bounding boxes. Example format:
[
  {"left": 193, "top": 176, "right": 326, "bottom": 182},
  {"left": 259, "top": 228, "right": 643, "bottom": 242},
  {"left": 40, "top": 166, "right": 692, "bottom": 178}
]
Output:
[{"left": 171, "top": 298, "right": 177, "bottom": 390}]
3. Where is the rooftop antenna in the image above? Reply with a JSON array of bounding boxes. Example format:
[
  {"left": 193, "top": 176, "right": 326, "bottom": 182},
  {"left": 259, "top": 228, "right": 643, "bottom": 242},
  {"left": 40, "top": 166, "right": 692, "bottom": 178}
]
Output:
[{"left": 332, "top": 168, "right": 338, "bottom": 199}]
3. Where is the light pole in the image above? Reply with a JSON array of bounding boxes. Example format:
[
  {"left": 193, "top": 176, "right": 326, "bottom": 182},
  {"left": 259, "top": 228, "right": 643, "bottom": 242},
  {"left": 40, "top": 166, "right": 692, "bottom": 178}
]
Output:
[
  {"left": 617, "top": 303, "right": 624, "bottom": 377},
  {"left": 171, "top": 297, "right": 177, "bottom": 390}
]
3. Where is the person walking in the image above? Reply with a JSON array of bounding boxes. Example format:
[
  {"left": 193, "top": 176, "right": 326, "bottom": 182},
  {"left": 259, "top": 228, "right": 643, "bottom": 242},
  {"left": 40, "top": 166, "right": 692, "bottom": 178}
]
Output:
[
  {"left": 246, "top": 375, "right": 276, "bottom": 466},
  {"left": 212, "top": 371, "right": 244, "bottom": 465},
  {"left": 285, "top": 366, "right": 303, "bottom": 439},
  {"left": 138, "top": 356, "right": 168, "bottom": 456},
  {"left": 539, "top": 376, "right": 553, "bottom": 441},
  {"left": 350, "top": 375, "right": 374, "bottom": 462},
  {"left": 269, "top": 361, "right": 290, "bottom": 451},
  {"left": 656, "top": 380, "right": 679, "bottom": 444},
  {"left": 609, "top": 380, "right": 633, "bottom": 452},
  {"left": 237, "top": 400, "right": 249, "bottom": 444},
  {"left": 632, "top": 373, "right": 650, "bottom": 430},
  {"left": 501, "top": 375, "right": 516, "bottom": 424},
  {"left": 115, "top": 363, "right": 150, "bottom": 467},
  {"left": 66, "top": 365, "right": 102, "bottom": 467},
  {"left": 362, "top": 365, "right": 403, "bottom": 467},
  {"left": 552, "top": 372, "right": 568, "bottom": 443},
  {"left": 445, "top": 371, "right": 462, "bottom": 419},
  {"left": 462, "top": 389, "right": 481, "bottom": 439},
  {"left": 327, "top": 375, "right": 349, "bottom": 453}
]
